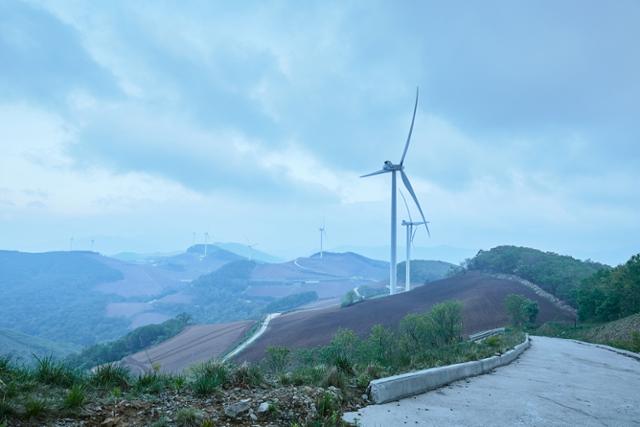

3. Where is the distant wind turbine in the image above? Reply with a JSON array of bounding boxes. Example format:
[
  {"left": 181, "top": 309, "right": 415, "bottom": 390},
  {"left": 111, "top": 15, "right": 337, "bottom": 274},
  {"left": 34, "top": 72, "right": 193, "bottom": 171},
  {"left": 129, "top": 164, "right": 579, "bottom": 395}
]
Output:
[
  {"left": 244, "top": 236, "right": 258, "bottom": 261},
  {"left": 69, "top": 237, "right": 74, "bottom": 251},
  {"left": 319, "top": 220, "right": 326, "bottom": 259},
  {"left": 361, "top": 87, "right": 429, "bottom": 295},
  {"left": 203, "top": 232, "right": 209, "bottom": 258},
  {"left": 400, "top": 190, "right": 430, "bottom": 292}
]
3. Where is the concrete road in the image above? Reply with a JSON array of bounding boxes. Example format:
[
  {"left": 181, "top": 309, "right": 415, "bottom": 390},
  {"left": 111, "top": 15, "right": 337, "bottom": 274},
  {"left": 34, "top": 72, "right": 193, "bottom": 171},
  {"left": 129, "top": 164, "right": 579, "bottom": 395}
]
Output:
[{"left": 343, "top": 336, "right": 640, "bottom": 426}]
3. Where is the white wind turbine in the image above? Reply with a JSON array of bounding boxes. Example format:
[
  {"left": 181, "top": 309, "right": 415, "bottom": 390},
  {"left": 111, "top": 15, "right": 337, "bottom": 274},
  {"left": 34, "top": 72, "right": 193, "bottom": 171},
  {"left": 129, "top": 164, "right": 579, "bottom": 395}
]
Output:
[
  {"left": 318, "top": 220, "right": 326, "bottom": 259},
  {"left": 400, "top": 191, "right": 430, "bottom": 292},
  {"left": 203, "top": 232, "right": 209, "bottom": 258},
  {"left": 361, "top": 87, "right": 429, "bottom": 295}
]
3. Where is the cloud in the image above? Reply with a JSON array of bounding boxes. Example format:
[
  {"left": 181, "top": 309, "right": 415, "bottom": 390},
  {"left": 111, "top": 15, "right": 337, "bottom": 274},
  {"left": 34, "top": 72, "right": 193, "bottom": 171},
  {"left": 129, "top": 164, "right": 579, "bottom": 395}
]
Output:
[
  {"left": 0, "top": 0, "right": 637, "bottom": 264},
  {"left": 0, "top": 1, "right": 119, "bottom": 108}
]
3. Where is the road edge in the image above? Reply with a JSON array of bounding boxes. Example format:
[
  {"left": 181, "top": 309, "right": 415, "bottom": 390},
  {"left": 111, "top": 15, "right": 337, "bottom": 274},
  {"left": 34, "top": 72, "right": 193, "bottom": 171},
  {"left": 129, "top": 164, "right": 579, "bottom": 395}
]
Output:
[{"left": 368, "top": 333, "right": 531, "bottom": 404}]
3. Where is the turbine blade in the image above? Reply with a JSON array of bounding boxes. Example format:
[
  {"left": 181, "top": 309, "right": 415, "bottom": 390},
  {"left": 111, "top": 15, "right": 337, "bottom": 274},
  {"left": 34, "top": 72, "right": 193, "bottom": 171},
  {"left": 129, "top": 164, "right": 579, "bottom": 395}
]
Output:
[
  {"left": 360, "top": 169, "right": 388, "bottom": 178},
  {"left": 399, "top": 87, "right": 419, "bottom": 165},
  {"left": 399, "top": 190, "right": 413, "bottom": 223},
  {"left": 400, "top": 170, "right": 430, "bottom": 237}
]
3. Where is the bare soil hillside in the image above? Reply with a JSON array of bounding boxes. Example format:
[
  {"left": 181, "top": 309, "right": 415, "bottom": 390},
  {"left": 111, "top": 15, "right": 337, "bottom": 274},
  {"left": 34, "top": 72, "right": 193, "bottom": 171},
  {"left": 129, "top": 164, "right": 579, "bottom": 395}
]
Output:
[
  {"left": 121, "top": 321, "right": 255, "bottom": 374},
  {"left": 236, "top": 271, "right": 575, "bottom": 362}
]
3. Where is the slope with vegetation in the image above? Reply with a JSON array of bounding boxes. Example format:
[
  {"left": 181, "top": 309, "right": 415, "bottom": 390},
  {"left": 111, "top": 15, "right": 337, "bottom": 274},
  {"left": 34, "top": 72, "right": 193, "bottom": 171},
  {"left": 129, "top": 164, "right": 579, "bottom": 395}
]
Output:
[
  {"left": 67, "top": 314, "right": 192, "bottom": 370},
  {"left": 0, "top": 329, "right": 80, "bottom": 363},
  {"left": 576, "top": 254, "right": 640, "bottom": 322},
  {"left": 465, "top": 245, "right": 608, "bottom": 306},
  {"left": 0, "top": 301, "right": 525, "bottom": 426},
  {"left": 0, "top": 250, "right": 130, "bottom": 346}
]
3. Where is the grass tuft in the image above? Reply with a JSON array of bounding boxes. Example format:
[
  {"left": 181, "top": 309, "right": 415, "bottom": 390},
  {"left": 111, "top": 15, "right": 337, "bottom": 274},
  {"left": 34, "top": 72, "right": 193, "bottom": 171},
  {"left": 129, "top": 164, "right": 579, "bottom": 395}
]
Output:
[
  {"left": 33, "top": 355, "right": 77, "bottom": 387},
  {"left": 63, "top": 384, "right": 86, "bottom": 409},
  {"left": 175, "top": 407, "right": 203, "bottom": 426},
  {"left": 90, "top": 363, "right": 130, "bottom": 389}
]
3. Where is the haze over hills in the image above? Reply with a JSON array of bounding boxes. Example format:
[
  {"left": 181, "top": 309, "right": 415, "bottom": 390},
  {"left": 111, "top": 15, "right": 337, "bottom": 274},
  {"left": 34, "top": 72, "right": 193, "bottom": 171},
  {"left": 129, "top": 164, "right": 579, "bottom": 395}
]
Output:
[
  {"left": 333, "top": 244, "right": 477, "bottom": 265},
  {"left": 1, "top": 245, "right": 457, "bottom": 358}
]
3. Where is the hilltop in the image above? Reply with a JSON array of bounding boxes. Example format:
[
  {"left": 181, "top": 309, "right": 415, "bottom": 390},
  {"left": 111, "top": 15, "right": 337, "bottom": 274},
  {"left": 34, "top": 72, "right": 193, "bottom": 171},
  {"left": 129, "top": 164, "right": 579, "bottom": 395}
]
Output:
[{"left": 465, "top": 245, "right": 608, "bottom": 306}]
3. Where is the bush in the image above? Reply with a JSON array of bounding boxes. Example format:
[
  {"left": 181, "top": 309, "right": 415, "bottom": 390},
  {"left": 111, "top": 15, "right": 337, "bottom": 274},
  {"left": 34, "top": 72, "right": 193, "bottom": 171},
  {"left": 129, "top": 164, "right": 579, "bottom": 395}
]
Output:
[
  {"left": 265, "top": 346, "right": 290, "bottom": 373},
  {"left": 504, "top": 294, "right": 539, "bottom": 327},
  {"left": 230, "top": 362, "right": 263, "bottom": 388},
  {"left": 341, "top": 290, "right": 361, "bottom": 307},
  {"left": 190, "top": 360, "right": 229, "bottom": 396}
]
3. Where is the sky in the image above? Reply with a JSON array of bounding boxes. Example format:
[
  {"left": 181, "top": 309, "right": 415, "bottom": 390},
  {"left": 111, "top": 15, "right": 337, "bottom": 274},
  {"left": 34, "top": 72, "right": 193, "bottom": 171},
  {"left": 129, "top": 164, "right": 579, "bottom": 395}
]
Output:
[{"left": 1, "top": 0, "right": 639, "bottom": 265}]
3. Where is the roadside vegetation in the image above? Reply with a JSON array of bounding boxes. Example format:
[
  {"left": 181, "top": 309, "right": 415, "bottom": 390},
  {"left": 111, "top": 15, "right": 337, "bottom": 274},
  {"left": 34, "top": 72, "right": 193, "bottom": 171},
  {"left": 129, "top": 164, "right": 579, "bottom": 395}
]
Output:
[
  {"left": 536, "top": 314, "right": 640, "bottom": 353},
  {"left": 267, "top": 301, "right": 524, "bottom": 392},
  {"left": 0, "top": 300, "right": 525, "bottom": 426}
]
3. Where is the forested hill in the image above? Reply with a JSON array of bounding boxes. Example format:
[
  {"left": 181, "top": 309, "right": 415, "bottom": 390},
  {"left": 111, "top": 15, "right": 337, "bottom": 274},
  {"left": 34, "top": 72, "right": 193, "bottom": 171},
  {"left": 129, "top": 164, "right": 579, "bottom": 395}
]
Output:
[{"left": 465, "top": 246, "right": 609, "bottom": 306}]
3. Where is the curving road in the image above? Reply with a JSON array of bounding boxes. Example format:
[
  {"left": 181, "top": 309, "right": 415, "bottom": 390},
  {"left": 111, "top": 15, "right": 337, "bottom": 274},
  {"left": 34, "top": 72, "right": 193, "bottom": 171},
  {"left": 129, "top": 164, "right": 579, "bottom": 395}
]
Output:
[
  {"left": 344, "top": 336, "right": 640, "bottom": 426},
  {"left": 223, "top": 313, "right": 281, "bottom": 361}
]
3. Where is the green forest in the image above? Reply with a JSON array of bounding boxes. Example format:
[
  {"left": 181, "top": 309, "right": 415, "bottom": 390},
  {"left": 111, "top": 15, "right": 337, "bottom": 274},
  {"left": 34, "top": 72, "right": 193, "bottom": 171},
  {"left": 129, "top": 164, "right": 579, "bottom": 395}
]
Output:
[
  {"left": 67, "top": 314, "right": 192, "bottom": 369},
  {"left": 465, "top": 245, "right": 608, "bottom": 306},
  {"left": 0, "top": 251, "right": 130, "bottom": 346},
  {"left": 577, "top": 254, "right": 640, "bottom": 322}
]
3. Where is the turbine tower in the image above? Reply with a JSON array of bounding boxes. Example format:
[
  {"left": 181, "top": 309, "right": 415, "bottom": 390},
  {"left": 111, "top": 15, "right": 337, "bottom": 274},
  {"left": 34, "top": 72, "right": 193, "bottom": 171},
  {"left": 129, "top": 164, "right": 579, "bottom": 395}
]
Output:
[
  {"left": 400, "top": 191, "right": 430, "bottom": 292},
  {"left": 361, "top": 87, "right": 428, "bottom": 295},
  {"left": 69, "top": 237, "right": 74, "bottom": 251},
  {"left": 319, "top": 220, "right": 326, "bottom": 259},
  {"left": 204, "top": 232, "right": 209, "bottom": 257}
]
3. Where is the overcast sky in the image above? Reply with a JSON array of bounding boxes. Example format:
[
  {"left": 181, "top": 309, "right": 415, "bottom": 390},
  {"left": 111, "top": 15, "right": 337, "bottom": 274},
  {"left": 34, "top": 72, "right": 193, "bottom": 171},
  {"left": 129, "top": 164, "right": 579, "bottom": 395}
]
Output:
[{"left": 1, "top": 0, "right": 638, "bottom": 265}]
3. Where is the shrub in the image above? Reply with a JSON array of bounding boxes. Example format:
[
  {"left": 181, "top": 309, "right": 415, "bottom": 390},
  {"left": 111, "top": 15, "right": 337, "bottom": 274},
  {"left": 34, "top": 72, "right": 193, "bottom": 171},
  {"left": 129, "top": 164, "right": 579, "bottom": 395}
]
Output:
[
  {"left": 505, "top": 294, "right": 539, "bottom": 326},
  {"left": 90, "top": 363, "right": 131, "bottom": 389},
  {"left": 322, "top": 366, "right": 346, "bottom": 389},
  {"left": 134, "top": 372, "right": 171, "bottom": 394},
  {"left": 341, "top": 290, "right": 360, "bottom": 307},
  {"left": 63, "top": 384, "right": 86, "bottom": 409},
  {"left": 316, "top": 391, "right": 340, "bottom": 418},
  {"left": 265, "top": 346, "right": 290, "bottom": 373},
  {"left": 230, "top": 362, "right": 263, "bottom": 388}
]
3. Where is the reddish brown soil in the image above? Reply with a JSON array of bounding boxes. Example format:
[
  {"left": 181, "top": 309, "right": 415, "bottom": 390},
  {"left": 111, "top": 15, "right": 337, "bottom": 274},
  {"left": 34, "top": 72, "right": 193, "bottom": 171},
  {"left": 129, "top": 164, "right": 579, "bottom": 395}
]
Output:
[
  {"left": 236, "top": 272, "right": 575, "bottom": 362},
  {"left": 122, "top": 321, "right": 255, "bottom": 374}
]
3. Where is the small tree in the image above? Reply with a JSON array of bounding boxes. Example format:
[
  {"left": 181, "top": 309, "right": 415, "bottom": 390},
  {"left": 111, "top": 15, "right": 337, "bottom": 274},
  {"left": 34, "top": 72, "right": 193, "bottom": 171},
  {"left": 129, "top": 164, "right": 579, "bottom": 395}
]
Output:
[
  {"left": 504, "top": 294, "right": 538, "bottom": 327},
  {"left": 341, "top": 290, "right": 359, "bottom": 307}
]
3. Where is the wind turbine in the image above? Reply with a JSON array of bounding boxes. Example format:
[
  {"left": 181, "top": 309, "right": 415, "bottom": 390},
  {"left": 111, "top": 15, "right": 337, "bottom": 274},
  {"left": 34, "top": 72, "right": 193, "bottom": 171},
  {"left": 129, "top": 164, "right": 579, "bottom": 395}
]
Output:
[
  {"left": 69, "top": 237, "right": 74, "bottom": 251},
  {"left": 318, "top": 220, "right": 326, "bottom": 259},
  {"left": 361, "top": 87, "right": 428, "bottom": 295},
  {"left": 203, "top": 232, "right": 209, "bottom": 258},
  {"left": 400, "top": 191, "right": 430, "bottom": 292},
  {"left": 244, "top": 236, "right": 258, "bottom": 261}
]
